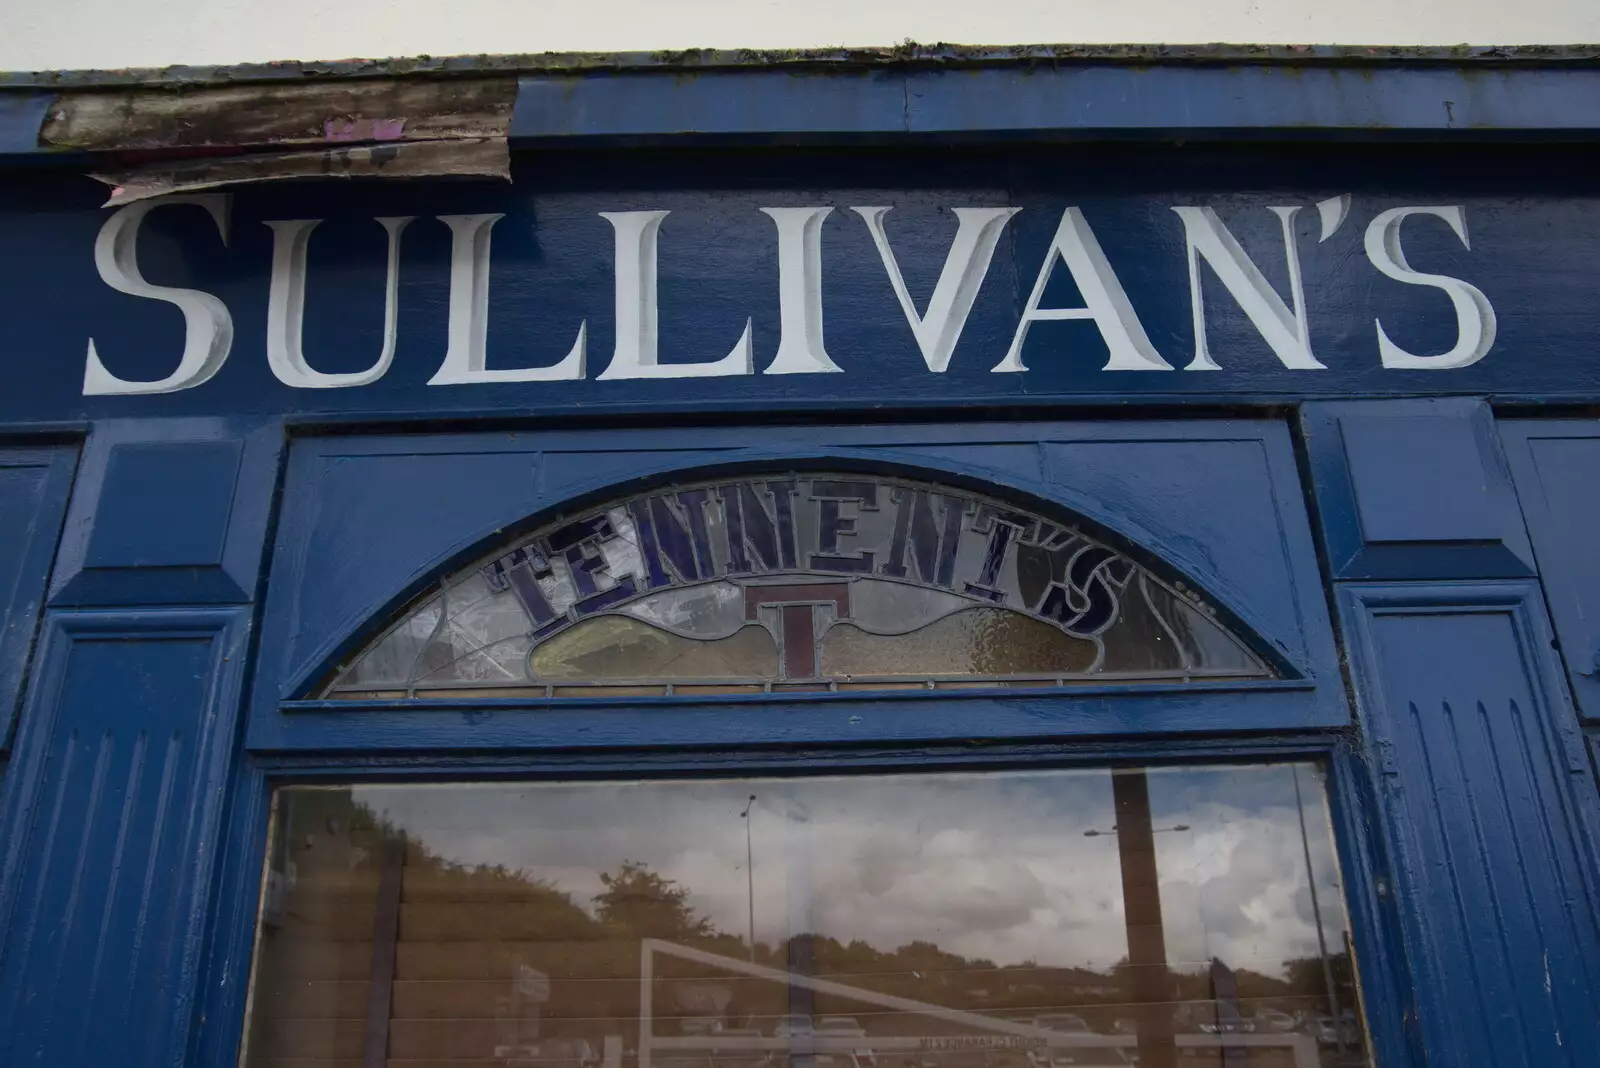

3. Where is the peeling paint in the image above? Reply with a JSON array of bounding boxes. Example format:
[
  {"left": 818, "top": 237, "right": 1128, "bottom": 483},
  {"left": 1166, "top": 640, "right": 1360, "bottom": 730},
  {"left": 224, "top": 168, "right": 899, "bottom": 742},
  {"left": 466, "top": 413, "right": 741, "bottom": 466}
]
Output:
[
  {"left": 324, "top": 116, "right": 406, "bottom": 142},
  {"left": 39, "top": 77, "right": 512, "bottom": 154},
  {"left": 92, "top": 136, "right": 508, "bottom": 204}
]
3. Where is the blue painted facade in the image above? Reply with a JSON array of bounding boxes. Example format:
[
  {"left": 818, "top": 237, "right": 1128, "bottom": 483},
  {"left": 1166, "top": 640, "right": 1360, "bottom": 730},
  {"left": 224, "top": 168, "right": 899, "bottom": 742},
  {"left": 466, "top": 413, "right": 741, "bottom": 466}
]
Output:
[{"left": 0, "top": 54, "right": 1598, "bottom": 1068}]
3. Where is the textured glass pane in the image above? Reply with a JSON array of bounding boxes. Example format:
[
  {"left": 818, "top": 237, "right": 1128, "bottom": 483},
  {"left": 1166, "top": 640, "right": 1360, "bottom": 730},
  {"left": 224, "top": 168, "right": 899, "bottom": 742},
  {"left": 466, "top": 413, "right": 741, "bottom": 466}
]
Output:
[
  {"left": 621, "top": 581, "right": 748, "bottom": 639},
  {"left": 415, "top": 634, "right": 536, "bottom": 686},
  {"left": 341, "top": 595, "right": 443, "bottom": 688},
  {"left": 531, "top": 617, "right": 779, "bottom": 681},
  {"left": 848, "top": 578, "right": 972, "bottom": 633},
  {"left": 445, "top": 575, "right": 536, "bottom": 649},
  {"left": 821, "top": 608, "right": 1099, "bottom": 678},
  {"left": 324, "top": 474, "right": 1272, "bottom": 696},
  {"left": 242, "top": 764, "right": 1369, "bottom": 1068}
]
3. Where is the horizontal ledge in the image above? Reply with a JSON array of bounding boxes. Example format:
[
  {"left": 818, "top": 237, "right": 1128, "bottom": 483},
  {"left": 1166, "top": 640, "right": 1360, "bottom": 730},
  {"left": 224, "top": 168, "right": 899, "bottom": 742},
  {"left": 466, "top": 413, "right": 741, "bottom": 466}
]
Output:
[
  {"left": 6, "top": 44, "right": 1600, "bottom": 90},
  {"left": 511, "top": 66, "right": 1600, "bottom": 141},
  {"left": 251, "top": 685, "right": 1341, "bottom": 753},
  {"left": 245, "top": 392, "right": 1600, "bottom": 437},
  {"left": 7, "top": 60, "right": 1600, "bottom": 165}
]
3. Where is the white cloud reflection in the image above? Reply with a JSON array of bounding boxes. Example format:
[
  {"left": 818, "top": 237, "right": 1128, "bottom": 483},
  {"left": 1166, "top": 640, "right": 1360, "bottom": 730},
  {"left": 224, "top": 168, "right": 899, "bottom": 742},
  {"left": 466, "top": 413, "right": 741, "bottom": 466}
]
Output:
[{"left": 356, "top": 763, "right": 1349, "bottom": 980}]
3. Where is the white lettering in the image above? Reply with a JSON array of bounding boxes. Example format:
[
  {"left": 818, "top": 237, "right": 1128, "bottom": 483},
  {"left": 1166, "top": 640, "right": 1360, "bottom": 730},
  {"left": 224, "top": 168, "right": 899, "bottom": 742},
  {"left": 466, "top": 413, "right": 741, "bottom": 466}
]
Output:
[
  {"left": 84, "top": 195, "right": 234, "bottom": 396},
  {"left": 761, "top": 207, "right": 840, "bottom": 375},
  {"left": 265, "top": 216, "right": 414, "bottom": 388},
  {"left": 1364, "top": 206, "right": 1496, "bottom": 370},
  {"left": 855, "top": 205, "right": 1019, "bottom": 373},
  {"left": 1317, "top": 194, "right": 1351, "bottom": 242},
  {"left": 429, "top": 213, "right": 586, "bottom": 385},
  {"left": 596, "top": 210, "right": 752, "bottom": 380},
  {"left": 1171, "top": 205, "right": 1325, "bottom": 371},
  {"left": 994, "top": 207, "right": 1169, "bottom": 373}
]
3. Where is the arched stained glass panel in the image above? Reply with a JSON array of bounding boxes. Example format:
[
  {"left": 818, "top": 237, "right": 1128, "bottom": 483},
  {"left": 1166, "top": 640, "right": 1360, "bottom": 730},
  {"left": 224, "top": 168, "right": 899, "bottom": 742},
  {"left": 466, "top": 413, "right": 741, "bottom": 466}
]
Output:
[{"left": 323, "top": 473, "right": 1272, "bottom": 698}]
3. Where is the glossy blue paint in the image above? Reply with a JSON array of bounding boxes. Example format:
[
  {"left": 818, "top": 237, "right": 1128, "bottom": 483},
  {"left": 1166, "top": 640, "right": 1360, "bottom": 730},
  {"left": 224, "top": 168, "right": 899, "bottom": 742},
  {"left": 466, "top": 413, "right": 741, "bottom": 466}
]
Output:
[
  {"left": 1499, "top": 419, "right": 1600, "bottom": 720},
  {"left": 513, "top": 70, "right": 909, "bottom": 141},
  {"left": 1302, "top": 399, "right": 1536, "bottom": 580},
  {"left": 3, "top": 144, "right": 1600, "bottom": 427},
  {"left": 255, "top": 683, "right": 1323, "bottom": 753},
  {"left": 0, "top": 91, "right": 51, "bottom": 159},
  {"left": 0, "top": 445, "right": 76, "bottom": 748},
  {"left": 0, "top": 607, "right": 252, "bottom": 1068},
  {"left": 85, "top": 441, "right": 239, "bottom": 567},
  {"left": 48, "top": 419, "right": 284, "bottom": 606},
  {"left": 900, "top": 66, "right": 1600, "bottom": 138},
  {"left": 0, "top": 64, "right": 1594, "bottom": 1068},
  {"left": 244, "top": 418, "right": 1342, "bottom": 749},
  {"left": 511, "top": 65, "right": 1600, "bottom": 143},
  {"left": 1337, "top": 582, "right": 1600, "bottom": 1067},
  {"left": 1324, "top": 741, "right": 1428, "bottom": 1068}
]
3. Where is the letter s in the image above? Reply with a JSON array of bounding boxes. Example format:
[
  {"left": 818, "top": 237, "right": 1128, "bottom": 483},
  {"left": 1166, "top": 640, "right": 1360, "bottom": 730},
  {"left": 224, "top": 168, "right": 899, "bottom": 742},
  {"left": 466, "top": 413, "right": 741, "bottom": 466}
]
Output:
[
  {"left": 84, "top": 194, "right": 234, "bottom": 395},
  {"left": 1364, "top": 205, "right": 1496, "bottom": 370}
]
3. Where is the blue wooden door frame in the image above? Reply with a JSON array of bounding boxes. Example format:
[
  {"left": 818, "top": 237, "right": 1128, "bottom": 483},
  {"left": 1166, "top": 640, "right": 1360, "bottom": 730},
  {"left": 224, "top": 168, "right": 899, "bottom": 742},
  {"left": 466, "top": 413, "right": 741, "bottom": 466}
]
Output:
[
  {"left": 246, "top": 418, "right": 1345, "bottom": 752},
  {"left": 175, "top": 412, "right": 1424, "bottom": 1068}
]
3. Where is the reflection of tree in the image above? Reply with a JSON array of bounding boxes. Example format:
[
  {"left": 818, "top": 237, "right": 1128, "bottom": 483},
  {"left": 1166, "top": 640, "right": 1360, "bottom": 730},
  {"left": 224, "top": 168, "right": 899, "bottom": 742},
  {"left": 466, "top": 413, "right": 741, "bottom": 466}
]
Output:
[
  {"left": 596, "top": 860, "right": 716, "bottom": 941},
  {"left": 256, "top": 794, "right": 1363, "bottom": 1064}
]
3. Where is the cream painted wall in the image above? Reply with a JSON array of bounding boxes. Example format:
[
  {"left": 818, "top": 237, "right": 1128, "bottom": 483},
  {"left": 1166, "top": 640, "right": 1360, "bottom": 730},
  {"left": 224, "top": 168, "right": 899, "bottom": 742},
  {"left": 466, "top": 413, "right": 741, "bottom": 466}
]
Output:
[{"left": 3, "top": 0, "right": 1597, "bottom": 73}]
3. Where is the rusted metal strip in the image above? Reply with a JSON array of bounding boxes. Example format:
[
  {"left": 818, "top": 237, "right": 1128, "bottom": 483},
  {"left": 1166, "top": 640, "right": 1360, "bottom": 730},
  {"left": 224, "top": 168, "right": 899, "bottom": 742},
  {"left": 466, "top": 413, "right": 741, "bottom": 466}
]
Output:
[
  {"left": 93, "top": 136, "right": 509, "bottom": 205},
  {"left": 41, "top": 76, "right": 514, "bottom": 154},
  {"left": 362, "top": 837, "right": 405, "bottom": 1068}
]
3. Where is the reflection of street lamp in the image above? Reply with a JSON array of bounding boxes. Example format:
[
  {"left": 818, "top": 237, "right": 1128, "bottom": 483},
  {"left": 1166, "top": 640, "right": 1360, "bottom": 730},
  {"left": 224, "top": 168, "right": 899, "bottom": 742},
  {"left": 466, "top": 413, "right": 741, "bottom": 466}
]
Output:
[
  {"left": 740, "top": 795, "right": 757, "bottom": 962},
  {"left": 1292, "top": 766, "right": 1345, "bottom": 1053},
  {"left": 1083, "top": 824, "right": 1190, "bottom": 837}
]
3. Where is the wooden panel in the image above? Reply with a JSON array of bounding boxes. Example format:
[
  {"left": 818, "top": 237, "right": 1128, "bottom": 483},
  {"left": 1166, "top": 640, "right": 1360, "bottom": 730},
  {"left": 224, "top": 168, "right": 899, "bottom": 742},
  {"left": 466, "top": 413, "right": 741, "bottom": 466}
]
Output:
[
  {"left": 1500, "top": 419, "right": 1600, "bottom": 717},
  {"left": 0, "top": 609, "right": 250, "bottom": 1067},
  {"left": 1302, "top": 399, "right": 1535, "bottom": 580},
  {"left": 48, "top": 419, "right": 283, "bottom": 607},
  {"left": 1341, "top": 583, "right": 1600, "bottom": 1067},
  {"left": 0, "top": 446, "right": 74, "bottom": 745}
]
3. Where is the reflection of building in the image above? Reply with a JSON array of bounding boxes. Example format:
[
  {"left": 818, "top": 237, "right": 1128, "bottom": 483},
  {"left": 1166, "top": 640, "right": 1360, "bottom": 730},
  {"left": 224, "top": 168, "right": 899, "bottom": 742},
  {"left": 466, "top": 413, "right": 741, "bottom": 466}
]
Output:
[{"left": 0, "top": 42, "right": 1598, "bottom": 1068}]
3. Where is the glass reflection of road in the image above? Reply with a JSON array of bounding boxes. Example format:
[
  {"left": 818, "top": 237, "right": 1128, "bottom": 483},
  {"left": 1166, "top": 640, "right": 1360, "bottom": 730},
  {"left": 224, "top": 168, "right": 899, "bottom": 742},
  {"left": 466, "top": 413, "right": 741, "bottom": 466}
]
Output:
[{"left": 640, "top": 941, "right": 1319, "bottom": 1068}]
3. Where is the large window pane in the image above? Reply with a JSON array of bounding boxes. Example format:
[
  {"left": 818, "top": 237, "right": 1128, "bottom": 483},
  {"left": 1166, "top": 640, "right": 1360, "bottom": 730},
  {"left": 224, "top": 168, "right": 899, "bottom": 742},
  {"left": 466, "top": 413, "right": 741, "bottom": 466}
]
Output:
[{"left": 241, "top": 766, "right": 1369, "bottom": 1068}]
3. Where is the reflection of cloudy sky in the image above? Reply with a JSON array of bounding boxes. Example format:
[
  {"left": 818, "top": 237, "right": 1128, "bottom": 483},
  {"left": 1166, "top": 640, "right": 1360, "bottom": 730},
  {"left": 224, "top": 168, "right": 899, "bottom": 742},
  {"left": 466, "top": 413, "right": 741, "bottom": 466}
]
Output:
[{"left": 356, "top": 764, "right": 1348, "bottom": 979}]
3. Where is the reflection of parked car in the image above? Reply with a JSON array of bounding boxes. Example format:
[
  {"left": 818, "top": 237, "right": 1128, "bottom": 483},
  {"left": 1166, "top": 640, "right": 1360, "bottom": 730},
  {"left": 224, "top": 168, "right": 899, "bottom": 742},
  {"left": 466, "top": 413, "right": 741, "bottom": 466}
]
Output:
[
  {"left": 1170, "top": 1000, "right": 1254, "bottom": 1036},
  {"left": 1198, "top": 1018, "right": 1254, "bottom": 1036},
  {"left": 818, "top": 1018, "right": 867, "bottom": 1038},
  {"left": 707, "top": 1030, "right": 768, "bottom": 1068},
  {"left": 682, "top": 1018, "right": 723, "bottom": 1036},
  {"left": 1252, "top": 1009, "right": 1297, "bottom": 1034},
  {"left": 775, "top": 1015, "right": 814, "bottom": 1039},
  {"left": 1024, "top": 1016, "right": 1131, "bottom": 1068},
  {"left": 814, "top": 1017, "right": 875, "bottom": 1067},
  {"left": 1309, "top": 1013, "right": 1359, "bottom": 1047},
  {"left": 1033, "top": 1015, "right": 1093, "bottom": 1034},
  {"left": 498, "top": 1038, "right": 600, "bottom": 1068}
]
